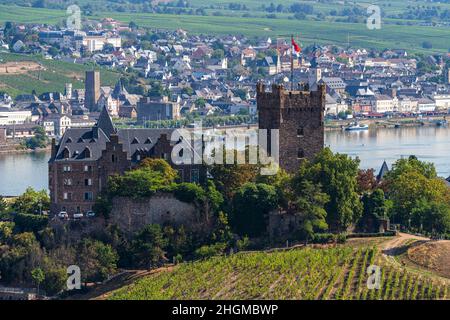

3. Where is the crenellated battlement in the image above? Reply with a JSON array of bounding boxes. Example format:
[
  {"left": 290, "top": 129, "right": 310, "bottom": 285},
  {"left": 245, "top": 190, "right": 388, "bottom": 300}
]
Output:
[{"left": 256, "top": 82, "right": 326, "bottom": 110}]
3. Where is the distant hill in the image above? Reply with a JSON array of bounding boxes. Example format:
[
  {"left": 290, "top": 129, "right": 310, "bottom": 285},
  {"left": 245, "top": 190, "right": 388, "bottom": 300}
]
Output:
[
  {"left": 107, "top": 245, "right": 449, "bottom": 300},
  {"left": 1, "top": 1, "right": 450, "bottom": 53},
  {"left": 0, "top": 52, "right": 120, "bottom": 98}
]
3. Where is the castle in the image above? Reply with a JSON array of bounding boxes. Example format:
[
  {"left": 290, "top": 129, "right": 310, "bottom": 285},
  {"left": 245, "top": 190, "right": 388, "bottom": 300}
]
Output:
[
  {"left": 257, "top": 82, "right": 326, "bottom": 173},
  {"left": 48, "top": 83, "right": 325, "bottom": 215}
]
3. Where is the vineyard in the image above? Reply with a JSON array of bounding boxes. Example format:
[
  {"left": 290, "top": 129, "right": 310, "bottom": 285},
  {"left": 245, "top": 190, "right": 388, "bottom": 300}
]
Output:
[{"left": 109, "top": 246, "right": 449, "bottom": 300}]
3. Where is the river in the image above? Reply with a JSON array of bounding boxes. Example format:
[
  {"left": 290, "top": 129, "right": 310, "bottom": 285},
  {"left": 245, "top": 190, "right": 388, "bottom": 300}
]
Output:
[{"left": 1, "top": 126, "right": 450, "bottom": 196}]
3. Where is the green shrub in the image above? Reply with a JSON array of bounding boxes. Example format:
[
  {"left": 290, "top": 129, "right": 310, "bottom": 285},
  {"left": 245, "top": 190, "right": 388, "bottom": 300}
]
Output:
[
  {"left": 173, "top": 183, "right": 206, "bottom": 204},
  {"left": 195, "top": 242, "right": 227, "bottom": 259},
  {"left": 13, "top": 213, "right": 48, "bottom": 233}
]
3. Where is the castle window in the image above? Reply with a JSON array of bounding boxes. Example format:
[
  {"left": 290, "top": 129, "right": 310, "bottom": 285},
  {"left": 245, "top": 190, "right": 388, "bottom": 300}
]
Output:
[
  {"left": 84, "top": 147, "right": 91, "bottom": 158},
  {"left": 112, "top": 154, "right": 115, "bottom": 163},
  {"left": 85, "top": 178, "right": 92, "bottom": 186},
  {"left": 63, "top": 178, "right": 72, "bottom": 186},
  {"left": 84, "top": 192, "right": 93, "bottom": 201},
  {"left": 297, "top": 148, "right": 305, "bottom": 159},
  {"left": 63, "top": 192, "right": 72, "bottom": 200},
  {"left": 62, "top": 147, "right": 70, "bottom": 159},
  {"left": 191, "top": 169, "right": 200, "bottom": 184},
  {"left": 297, "top": 127, "right": 304, "bottom": 137},
  {"left": 63, "top": 165, "right": 71, "bottom": 172},
  {"left": 84, "top": 165, "right": 92, "bottom": 172}
]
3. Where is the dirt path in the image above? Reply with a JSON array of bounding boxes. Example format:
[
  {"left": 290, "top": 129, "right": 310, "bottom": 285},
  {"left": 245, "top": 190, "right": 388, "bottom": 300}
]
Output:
[
  {"left": 381, "top": 233, "right": 429, "bottom": 266},
  {"left": 381, "top": 233, "right": 450, "bottom": 284}
]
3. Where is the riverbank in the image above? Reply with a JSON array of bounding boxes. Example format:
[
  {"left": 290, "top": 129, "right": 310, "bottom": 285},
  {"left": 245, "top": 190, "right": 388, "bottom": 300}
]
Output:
[
  {"left": 0, "top": 143, "right": 51, "bottom": 154},
  {"left": 325, "top": 115, "right": 449, "bottom": 131}
]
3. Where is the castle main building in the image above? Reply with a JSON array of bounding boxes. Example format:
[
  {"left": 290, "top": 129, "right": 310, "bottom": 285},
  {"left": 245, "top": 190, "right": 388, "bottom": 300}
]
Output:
[{"left": 48, "top": 83, "right": 325, "bottom": 215}]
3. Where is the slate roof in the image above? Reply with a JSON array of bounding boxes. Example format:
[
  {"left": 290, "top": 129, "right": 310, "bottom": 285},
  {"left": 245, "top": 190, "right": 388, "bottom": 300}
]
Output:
[
  {"left": 51, "top": 105, "right": 179, "bottom": 162},
  {"left": 377, "top": 161, "right": 390, "bottom": 181},
  {"left": 53, "top": 128, "right": 110, "bottom": 161},
  {"left": 118, "top": 128, "right": 174, "bottom": 159}
]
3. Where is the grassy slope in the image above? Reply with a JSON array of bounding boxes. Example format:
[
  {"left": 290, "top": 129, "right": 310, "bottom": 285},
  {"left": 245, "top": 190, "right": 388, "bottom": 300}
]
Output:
[
  {"left": 108, "top": 245, "right": 449, "bottom": 300},
  {"left": 0, "top": 4, "right": 449, "bottom": 53},
  {"left": 0, "top": 52, "right": 120, "bottom": 97}
]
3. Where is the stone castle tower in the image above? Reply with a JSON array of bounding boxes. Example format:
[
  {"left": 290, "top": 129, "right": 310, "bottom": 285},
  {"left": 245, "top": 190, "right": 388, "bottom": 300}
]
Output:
[
  {"left": 257, "top": 82, "right": 326, "bottom": 174},
  {"left": 85, "top": 70, "right": 100, "bottom": 111}
]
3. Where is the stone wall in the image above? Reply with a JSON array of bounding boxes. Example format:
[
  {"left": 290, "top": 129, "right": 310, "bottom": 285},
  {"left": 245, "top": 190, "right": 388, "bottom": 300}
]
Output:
[{"left": 109, "top": 193, "right": 200, "bottom": 235}]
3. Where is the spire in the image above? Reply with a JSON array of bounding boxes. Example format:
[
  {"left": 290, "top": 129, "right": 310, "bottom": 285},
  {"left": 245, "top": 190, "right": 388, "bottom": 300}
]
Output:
[
  {"left": 95, "top": 105, "right": 116, "bottom": 137},
  {"left": 377, "top": 160, "right": 390, "bottom": 181},
  {"left": 112, "top": 78, "right": 128, "bottom": 99}
]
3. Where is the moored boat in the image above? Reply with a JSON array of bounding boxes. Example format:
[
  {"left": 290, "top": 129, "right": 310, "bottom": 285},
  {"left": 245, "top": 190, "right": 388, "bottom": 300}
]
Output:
[{"left": 345, "top": 123, "right": 369, "bottom": 131}]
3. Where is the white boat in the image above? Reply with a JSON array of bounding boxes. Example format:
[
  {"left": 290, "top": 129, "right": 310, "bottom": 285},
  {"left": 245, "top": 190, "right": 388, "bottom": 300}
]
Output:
[{"left": 345, "top": 123, "right": 369, "bottom": 131}]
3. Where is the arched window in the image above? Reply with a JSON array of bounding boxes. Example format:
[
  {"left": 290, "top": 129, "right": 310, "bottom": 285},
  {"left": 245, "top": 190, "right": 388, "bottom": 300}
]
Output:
[
  {"left": 62, "top": 147, "right": 70, "bottom": 159},
  {"left": 84, "top": 147, "right": 91, "bottom": 158}
]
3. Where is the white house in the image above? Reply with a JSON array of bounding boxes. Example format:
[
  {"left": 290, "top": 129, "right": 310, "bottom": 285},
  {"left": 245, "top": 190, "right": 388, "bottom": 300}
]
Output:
[
  {"left": 0, "top": 108, "right": 32, "bottom": 125},
  {"left": 433, "top": 94, "right": 450, "bottom": 111},
  {"left": 373, "top": 95, "right": 394, "bottom": 113}
]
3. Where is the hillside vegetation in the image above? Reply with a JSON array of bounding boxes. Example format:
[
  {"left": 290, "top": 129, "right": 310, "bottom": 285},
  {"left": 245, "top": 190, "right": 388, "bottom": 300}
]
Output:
[
  {"left": 109, "top": 246, "right": 449, "bottom": 300},
  {"left": 0, "top": 52, "right": 120, "bottom": 97},
  {"left": 1, "top": 1, "right": 450, "bottom": 53}
]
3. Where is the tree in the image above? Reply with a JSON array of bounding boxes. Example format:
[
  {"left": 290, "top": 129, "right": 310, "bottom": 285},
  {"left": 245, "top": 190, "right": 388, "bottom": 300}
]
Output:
[
  {"left": 108, "top": 160, "right": 176, "bottom": 199},
  {"left": 301, "top": 148, "right": 363, "bottom": 231},
  {"left": 129, "top": 21, "right": 139, "bottom": 30},
  {"left": 138, "top": 158, "right": 178, "bottom": 183},
  {"left": 291, "top": 171, "right": 329, "bottom": 241},
  {"left": 211, "top": 49, "right": 224, "bottom": 60},
  {"left": 362, "top": 189, "right": 388, "bottom": 218},
  {"left": 0, "top": 221, "right": 14, "bottom": 243},
  {"left": 131, "top": 224, "right": 168, "bottom": 269},
  {"left": 41, "top": 267, "right": 66, "bottom": 296},
  {"left": 389, "top": 170, "right": 450, "bottom": 226},
  {"left": 31, "top": 268, "right": 45, "bottom": 296},
  {"left": 77, "top": 239, "right": 118, "bottom": 282},
  {"left": 357, "top": 169, "right": 377, "bottom": 193},
  {"left": 231, "top": 183, "right": 279, "bottom": 237},
  {"left": 12, "top": 187, "right": 50, "bottom": 215},
  {"left": 209, "top": 151, "right": 259, "bottom": 201},
  {"left": 0, "top": 196, "right": 8, "bottom": 215},
  {"left": 386, "top": 156, "right": 437, "bottom": 181},
  {"left": 102, "top": 43, "right": 115, "bottom": 53},
  {"left": 411, "top": 200, "right": 450, "bottom": 235},
  {"left": 25, "top": 126, "right": 48, "bottom": 150},
  {"left": 195, "top": 98, "right": 206, "bottom": 108}
]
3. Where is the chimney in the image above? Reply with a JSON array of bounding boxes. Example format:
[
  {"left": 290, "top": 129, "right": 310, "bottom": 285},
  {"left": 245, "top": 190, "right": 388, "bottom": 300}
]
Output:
[{"left": 51, "top": 138, "right": 57, "bottom": 158}]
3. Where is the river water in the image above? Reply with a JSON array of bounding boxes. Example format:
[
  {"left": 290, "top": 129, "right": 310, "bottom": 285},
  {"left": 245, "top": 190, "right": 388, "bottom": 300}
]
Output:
[{"left": 1, "top": 126, "right": 450, "bottom": 196}]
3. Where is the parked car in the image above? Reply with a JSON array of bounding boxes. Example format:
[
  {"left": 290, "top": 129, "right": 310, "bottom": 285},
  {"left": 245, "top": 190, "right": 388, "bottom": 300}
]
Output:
[
  {"left": 86, "top": 211, "right": 96, "bottom": 218},
  {"left": 73, "top": 212, "right": 84, "bottom": 219},
  {"left": 57, "top": 211, "right": 68, "bottom": 219}
]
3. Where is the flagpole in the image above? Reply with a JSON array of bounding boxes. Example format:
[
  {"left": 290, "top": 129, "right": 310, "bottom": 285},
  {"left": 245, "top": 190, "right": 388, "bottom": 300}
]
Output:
[{"left": 290, "top": 34, "right": 294, "bottom": 91}]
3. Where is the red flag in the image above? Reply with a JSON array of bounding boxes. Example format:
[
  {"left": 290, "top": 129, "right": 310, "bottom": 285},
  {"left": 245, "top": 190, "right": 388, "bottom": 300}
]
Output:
[{"left": 292, "top": 38, "right": 301, "bottom": 53}]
